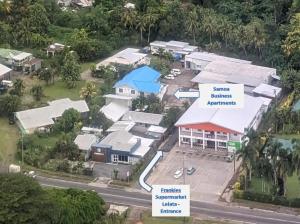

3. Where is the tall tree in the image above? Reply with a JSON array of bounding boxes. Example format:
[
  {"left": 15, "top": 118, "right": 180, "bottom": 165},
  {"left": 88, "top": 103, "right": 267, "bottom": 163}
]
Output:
[
  {"left": 185, "top": 7, "right": 199, "bottom": 45},
  {"left": 136, "top": 14, "right": 147, "bottom": 44},
  {"left": 80, "top": 82, "right": 97, "bottom": 102},
  {"left": 11, "top": 79, "right": 25, "bottom": 96},
  {"left": 0, "top": 174, "right": 58, "bottom": 224},
  {"left": 61, "top": 52, "right": 80, "bottom": 88},
  {"left": 30, "top": 85, "right": 43, "bottom": 101}
]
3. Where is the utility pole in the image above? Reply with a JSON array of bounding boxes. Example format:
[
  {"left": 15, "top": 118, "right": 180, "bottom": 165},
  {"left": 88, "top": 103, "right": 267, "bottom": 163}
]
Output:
[{"left": 21, "top": 131, "right": 24, "bottom": 167}]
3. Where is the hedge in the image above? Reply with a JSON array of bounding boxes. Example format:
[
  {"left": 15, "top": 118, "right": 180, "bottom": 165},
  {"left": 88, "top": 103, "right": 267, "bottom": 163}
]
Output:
[{"left": 233, "top": 190, "right": 300, "bottom": 208}]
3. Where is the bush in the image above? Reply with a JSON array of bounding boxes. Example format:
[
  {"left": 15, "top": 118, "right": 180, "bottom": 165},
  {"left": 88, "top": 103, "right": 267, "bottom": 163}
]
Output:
[{"left": 233, "top": 190, "right": 300, "bottom": 208}]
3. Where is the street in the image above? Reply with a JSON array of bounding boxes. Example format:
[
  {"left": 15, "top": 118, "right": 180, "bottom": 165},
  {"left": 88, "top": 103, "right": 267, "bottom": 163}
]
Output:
[{"left": 38, "top": 176, "right": 300, "bottom": 224}]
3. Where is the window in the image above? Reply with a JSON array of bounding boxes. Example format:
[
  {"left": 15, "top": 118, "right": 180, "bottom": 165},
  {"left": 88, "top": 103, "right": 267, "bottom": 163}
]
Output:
[
  {"left": 234, "top": 133, "right": 238, "bottom": 136},
  {"left": 131, "top": 90, "right": 135, "bottom": 94},
  {"left": 218, "top": 142, "right": 226, "bottom": 147},
  {"left": 118, "top": 155, "right": 128, "bottom": 162},
  {"left": 182, "top": 138, "right": 190, "bottom": 143},
  {"left": 112, "top": 154, "right": 118, "bottom": 162},
  {"left": 197, "top": 129, "right": 202, "bottom": 132},
  {"left": 183, "top": 128, "right": 190, "bottom": 131},
  {"left": 119, "top": 88, "right": 123, "bottom": 93}
]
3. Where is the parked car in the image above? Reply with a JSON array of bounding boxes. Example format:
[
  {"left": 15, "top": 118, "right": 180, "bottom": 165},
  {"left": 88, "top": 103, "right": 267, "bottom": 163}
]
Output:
[
  {"left": 171, "top": 69, "right": 181, "bottom": 75},
  {"left": 164, "top": 74, "right": 175, "bottom": 80},
  {"left": 1, "top": 80, "right": 13, "bottom": 87},
  {"left": 187, "top": 167, "right": 196, "bottom": 175},
  {"left": 174, "top": 168, "right": 183, "bottom": 179}
]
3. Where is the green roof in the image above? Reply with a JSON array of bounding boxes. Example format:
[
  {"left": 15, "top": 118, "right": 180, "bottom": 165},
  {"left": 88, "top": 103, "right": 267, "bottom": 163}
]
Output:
[
  {"left": 0, "top": 48, "right": 23, "bottom": 59},
  {"left": 292, "top": 99, "right": 300, "bottom": 112}
]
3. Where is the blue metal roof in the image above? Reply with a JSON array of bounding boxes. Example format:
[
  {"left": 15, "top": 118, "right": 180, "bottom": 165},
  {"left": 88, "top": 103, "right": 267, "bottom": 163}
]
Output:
[{"left": 114, "top": 66, "right": 161, "bottom": 94}]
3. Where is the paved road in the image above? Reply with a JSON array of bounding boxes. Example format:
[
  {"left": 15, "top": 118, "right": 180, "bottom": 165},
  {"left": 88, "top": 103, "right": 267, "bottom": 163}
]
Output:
[{"left": 38, "top": 176, "right": 300, "bottom": 224}]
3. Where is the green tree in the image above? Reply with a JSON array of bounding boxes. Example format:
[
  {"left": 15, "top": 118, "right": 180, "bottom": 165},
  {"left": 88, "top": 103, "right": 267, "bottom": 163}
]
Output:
[
  {"left": 11, "top": 79, "right": 24, "bottom": 96},
  {"left": 145, "top": 8, "right": 159, "bottom": 43},
  {"left": 160, "top": 107, "right": 182, "bottom": 128},
  {"left": 0, "top": 94, "right": 21, "bottom": 116},
  {"left": 62, "top": 51, "right": 80, "bottom": 88},
  {"left": 54, "top": 108, "right": 82, "bottom": 133},
  {"left": 0, "top": 173, "right": 58, "bottom": 224},
  {"left": 39, "top": 68, "right": 54, "bottom": 85},
  {"left": 30, "top": 85, "right": 43, "bottom": 101},
  {"left": 27, "top": 3, "right": 50, "bottom": 34},
  {"left": 47, "top": 188, "right": 106, "bottom": 224},
  {"left": 283, "top": 13, "right": 300, "bottom": 59},
  {"left": 80, "top": 82, "right": 97, "bottom": 102},
  {"left": 136, "top": 14, "right": 147, "bottom": 44},
  {"left": 185, "top": 7, "right": 199, "bottom": 45}
]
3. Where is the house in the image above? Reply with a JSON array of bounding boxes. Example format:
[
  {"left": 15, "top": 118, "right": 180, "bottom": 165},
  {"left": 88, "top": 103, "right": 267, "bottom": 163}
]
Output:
[
  {"left": 96, "top": 48, "right": 149, "bottom": 69},
  {"left": 150, "top": 40, "right": 198, "bottom": 58},
  {"left": 74, "top": 134, "right": 98, "bottom": 160},
  {"left": 175, "top": 95, "right": 265, "bottom": 152},
  {"left": 191, "top": 61, "right": 277, "bottom": 93},
  {"left": 122, "top": 111, "right": 163, "bottom": 127},
  {"left": 0, "top": 48, "right": 41, "bottom": 73},
  {"left": 0, "top": 64, "right": 12, "bottom": 80},
  {"left": 106, "top": 120, "right": 135, "bottom": 133},
  {"left": 15, "top": 98, "right": 89, "bottom": 134},
  {"left": 91, "top": 130, "right": 154, "bottom": 164},
  {"left": 99, "top": 94, "right": 132, "bottom": 122},
  {"left": 184, "top": 52, "right": 251, "bottom": 71},
  {"left": 58, "top": 0, "right": 92, "bottom": 7},
  {"left": 114, "top": 66, "right": 165, "bottom": 99},
  {"left": 46, "top": 43, "right": 65, "bottom": 56}
]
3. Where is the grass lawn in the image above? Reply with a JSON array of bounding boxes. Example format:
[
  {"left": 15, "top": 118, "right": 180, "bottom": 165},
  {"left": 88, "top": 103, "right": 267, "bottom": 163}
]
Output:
[
  {"left": 80, "top": 61, "right": 99, "bottom": 73},
  {"left": 34, "top": 134, "right": 60, "bottom": 149},
  {"left": 250, "top": 176, "right": 300, "bottom": 199},
  {"left": 43, "top": 80, "right": 87, "bottom": 101},
  {"left": 0, "top": 118, "right": 19, "bottom": 163}
]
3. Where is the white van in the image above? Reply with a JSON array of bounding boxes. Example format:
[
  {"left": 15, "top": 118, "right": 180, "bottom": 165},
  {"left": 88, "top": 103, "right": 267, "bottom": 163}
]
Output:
[
  {"left": 1, "top": 80, "right": 13, "bottom": 87},
  {"left": 171, "top": 69, "right": 181, "bottom": 75}
]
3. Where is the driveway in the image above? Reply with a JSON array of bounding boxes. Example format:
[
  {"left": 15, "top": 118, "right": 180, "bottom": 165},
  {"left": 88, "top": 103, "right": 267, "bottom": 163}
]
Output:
[
  {"left": 161, "top": 67, "right": 198, "bottom": 108},
  {"left": 147, "top": 145, "right": 239, "bottom": 202}
]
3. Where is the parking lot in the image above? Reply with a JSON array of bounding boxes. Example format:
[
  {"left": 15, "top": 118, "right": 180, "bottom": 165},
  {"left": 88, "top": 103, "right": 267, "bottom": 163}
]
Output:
[
  {"left": 147, "top": 145, "right": 239, "bottom": 202},
  {"left": 161, "top": 65, "right": 197, "bottom": 108}
]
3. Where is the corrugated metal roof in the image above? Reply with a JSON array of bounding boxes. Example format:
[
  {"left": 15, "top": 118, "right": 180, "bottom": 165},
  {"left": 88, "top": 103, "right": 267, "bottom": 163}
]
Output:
[
  {"left": 100, "top": 102, "right": 129, "bottom": 122},
  {"left": 0, "top": 64, "right": 12, "bottom": 76},
  {"left": 175, "top": 95, "right": 264, "bottom": 133},
  {"left": 114, "top": 66, "right": 161, "bottom": 94},
  {"left": 74, "top": 134, "right": 97, "bottom": 151},
  {"left": 122, "top": 111, "right": 163, "bottom": 126},
  {"left": 252, "top": 83, "right": 282, "bottom": 98}
]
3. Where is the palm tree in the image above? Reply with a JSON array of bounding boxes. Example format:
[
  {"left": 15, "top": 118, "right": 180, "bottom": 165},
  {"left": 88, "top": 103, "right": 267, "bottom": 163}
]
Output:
[
  {"left": 80, "top": 82, "right": 97, "bottom": 102},
  {"left": 0, "top": 0, "right": 11, "bottom": 16},
  {"left": 30, "top": 85, "right": 43, "bottom": 101},
  {"left": 265, "top": 140, "right": 293, "bottom": 196},
  {"left": 201, "top": 10, "right": 218, "bottom": 44},
  {"left": 12, "top": 79, "right": 25, "bottom": 96},
  {"left": 121, "top": 8, "right": 137, "bottom": 29},
  {"left": 236, "top": 130, "right": 259, "bottom": 190},
  {"left": 185, "top": 7, "right": 199, "bottom": 45},
  {"left": 136, "top": 14, "right": 147, "bottom": 44},
  {"left": 145, "top": 9, "right": 158, "bottom": 43},
  {"left": 292, "top": 139, "right": 300, "bottom": 175},
  {"left": 218, "top": 16, "right": 233, "bottom": 47}
]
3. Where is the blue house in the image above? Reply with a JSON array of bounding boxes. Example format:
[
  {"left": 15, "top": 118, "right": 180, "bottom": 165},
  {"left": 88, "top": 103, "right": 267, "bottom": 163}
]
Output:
[{"left": 114, "top": 66, "right": 163, "bottom": 98}]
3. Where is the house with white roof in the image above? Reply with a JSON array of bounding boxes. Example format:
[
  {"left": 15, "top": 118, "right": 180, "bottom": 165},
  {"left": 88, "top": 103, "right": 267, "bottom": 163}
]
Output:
[
  {"left": 191, "top": 61, "right": 277, "bottom": 94},
  {"left": 91, "top": 130, "right": 154, "bottom": 164},
  {"left": 185, "top": 52, "right": 252, "bottom": 71},
  {"left": 15, "top": 98, "right": 89, "bottom": 134},
  {"left": 74, "top": 134, "right": 98, "bottom": 160},
  {"left": 175, "top": 95, "right": 265, "bottom": 152},
  {"left": 252, "top": 83, "right": 282, "bottom": 99},
  {"left": 150, "top": 40, "right": 198, "bottom": 58},
  {"left": 0, "top": 64, "right": 12, "bottom": 80},
  {"left": 96, "top": 48, "right": 149, "bottom": 69}
]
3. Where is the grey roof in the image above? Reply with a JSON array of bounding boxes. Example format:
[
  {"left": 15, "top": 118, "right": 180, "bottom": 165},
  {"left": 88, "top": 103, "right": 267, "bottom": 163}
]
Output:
[
  {"left": 106, "top": 120, "right": 135, "bottom": 133},
  {"left": 15, "top": 98, "right": 89, "bottom": 132},
  {"left": 99, "top": 130, "right": 136, "bottom": 152},
  {"left": 192, "top": 61, "right": 276, "bottom": 87},
  {"left": 122, "top": 111, "right": 163, "bottom": 126},
  {"left": 74, "top": 134, "right": 97, "bottom": 151},
  {"left": 252, "top": 83, "right": 282, "bottom": 98},
  {"left": 0, "top": 64, "right": 12, "bottom": 76},
  {"left": 185, "top": 52, "right": 251, "bottom": 64}
]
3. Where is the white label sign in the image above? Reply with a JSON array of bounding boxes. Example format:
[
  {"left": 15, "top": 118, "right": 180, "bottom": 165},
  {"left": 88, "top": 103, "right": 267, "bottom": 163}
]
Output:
[
  {"left": 152, "top": 185, "right": 190, "bottom": 217},
  {"left": 198, "top": 84, "right": 244, "bottom": 109}
]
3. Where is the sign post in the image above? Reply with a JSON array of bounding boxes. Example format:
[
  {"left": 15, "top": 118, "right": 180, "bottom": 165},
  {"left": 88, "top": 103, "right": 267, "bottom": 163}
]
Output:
[{"left": 228, "top": 141, "right": 241, "bottom": 172}]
